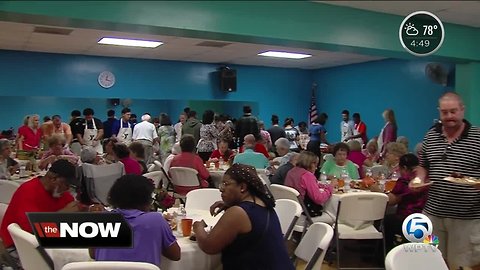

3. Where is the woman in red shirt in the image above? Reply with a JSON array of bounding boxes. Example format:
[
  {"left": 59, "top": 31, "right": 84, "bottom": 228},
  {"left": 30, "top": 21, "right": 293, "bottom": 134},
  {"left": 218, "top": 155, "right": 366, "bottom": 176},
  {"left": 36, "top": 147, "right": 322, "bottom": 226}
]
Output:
[
  {"left": 209, "top": 139, "right": 234, "bottom": 163},
  {"left": 17, "top": 114, "right": 42, "bottom": 151}
]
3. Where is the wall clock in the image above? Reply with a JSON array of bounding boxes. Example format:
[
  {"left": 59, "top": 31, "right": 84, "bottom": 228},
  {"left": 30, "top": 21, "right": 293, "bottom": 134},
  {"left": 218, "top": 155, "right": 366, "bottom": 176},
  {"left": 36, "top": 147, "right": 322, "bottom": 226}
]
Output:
[{"left": 98, "top": 71, "right": 115, "bottom": 88}]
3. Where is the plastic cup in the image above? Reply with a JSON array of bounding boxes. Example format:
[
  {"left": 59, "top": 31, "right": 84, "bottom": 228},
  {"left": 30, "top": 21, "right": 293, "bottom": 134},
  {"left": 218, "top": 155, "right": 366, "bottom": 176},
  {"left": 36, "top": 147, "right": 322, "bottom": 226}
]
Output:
[
  {"left": 181, "top": 218, "right": 193, "bottom": 237},
  {"left": 385, "top": 180, "right": 396, "bottom": 192},
  {"left": 337, "top": 179, "right": 345, "bottom": 188}
]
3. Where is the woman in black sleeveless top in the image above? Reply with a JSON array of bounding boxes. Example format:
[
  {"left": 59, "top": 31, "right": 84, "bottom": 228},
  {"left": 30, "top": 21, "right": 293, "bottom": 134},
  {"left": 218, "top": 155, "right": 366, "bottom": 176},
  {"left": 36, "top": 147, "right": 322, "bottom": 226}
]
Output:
[{"left": 193, "top": 163, "right": 294, "bottom": 270}]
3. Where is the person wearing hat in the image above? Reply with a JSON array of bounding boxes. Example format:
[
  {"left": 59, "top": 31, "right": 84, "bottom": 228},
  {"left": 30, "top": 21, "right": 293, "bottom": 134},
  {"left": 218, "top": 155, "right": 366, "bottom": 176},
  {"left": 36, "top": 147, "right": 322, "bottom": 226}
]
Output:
[{"left": 0, "top": 159, "right": 80, "bottom": 263}]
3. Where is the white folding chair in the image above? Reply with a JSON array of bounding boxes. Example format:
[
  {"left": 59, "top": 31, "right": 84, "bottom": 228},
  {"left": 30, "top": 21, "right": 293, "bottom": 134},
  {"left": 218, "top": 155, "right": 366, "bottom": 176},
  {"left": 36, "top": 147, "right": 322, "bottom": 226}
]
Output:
[
  {"left": 385, "top": 243, "right": 448, "bottom": 270},
  {"left": 185, "top": 188, "right": 222, "bottom": 211},
  {"left": 335, "top": 192, "right": 389, "bottom": 269},
  {"left": 153, "top": 160, "right": 173, "bottom": 190},
  {"left": 274, "top": 199, "right": 302, "bottom": 240},
  {"left": 256, "top": 169, "right": 271, "bottom": 185},
  {"left": 62, "top": 261, "right": 160, "bottom": 270},
  {"left": 7, "top": 223, "right": 54, "bottom": 270},
  {"left": 269, "top": 184, "right": 311, "bottom": 235},
  {"left": 294, "top": 222, "right": 334, "bottom": 270},
  {"left": 169, "top": 167, "right": 200, "bottom": 200},
  {"left": 0, "top": 180, "right": 20, "bottom": 204},
  {"left": 142, "top": 171, "right": 164, "bottom": 188},
  {"left": 82, "top": 163, "right": 125, "bottom": 205},
  {"left": 0, "top": 202, "right": 8, "bottom": 225}
]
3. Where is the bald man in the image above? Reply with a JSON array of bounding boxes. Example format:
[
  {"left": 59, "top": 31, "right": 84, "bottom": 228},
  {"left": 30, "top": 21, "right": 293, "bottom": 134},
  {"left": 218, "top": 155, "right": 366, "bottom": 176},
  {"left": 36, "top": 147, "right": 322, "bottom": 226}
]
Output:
[{"left": 239, "top": 134, "right": 269, "bottom": 158}]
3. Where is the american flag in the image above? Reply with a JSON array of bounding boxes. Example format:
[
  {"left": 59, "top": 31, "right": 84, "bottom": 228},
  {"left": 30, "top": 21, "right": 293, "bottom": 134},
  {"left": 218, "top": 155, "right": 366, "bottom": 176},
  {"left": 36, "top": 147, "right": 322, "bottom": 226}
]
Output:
[{"left": 309, "top": 83, "right": 318, "bottom": 124}]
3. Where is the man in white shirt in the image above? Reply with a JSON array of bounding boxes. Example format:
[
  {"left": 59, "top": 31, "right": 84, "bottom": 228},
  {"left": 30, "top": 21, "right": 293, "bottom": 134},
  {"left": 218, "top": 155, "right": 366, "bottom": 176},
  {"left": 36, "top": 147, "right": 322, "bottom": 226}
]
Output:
[
  {"left": 340, "top": 109, "right": 355, "bottom": 142},
  {"left": 132, "top": 113, "right": 158, "bottom": 165}
]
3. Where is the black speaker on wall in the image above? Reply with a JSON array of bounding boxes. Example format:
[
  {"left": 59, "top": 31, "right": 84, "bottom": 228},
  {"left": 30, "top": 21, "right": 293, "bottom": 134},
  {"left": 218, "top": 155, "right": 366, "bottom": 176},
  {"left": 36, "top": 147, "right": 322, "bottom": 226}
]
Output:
[
  {"left": 220, "top": 67, "right": 237, "bottom": 92},
  {"left": 109, "top": 98, "right": 120, "bottom": 106}
]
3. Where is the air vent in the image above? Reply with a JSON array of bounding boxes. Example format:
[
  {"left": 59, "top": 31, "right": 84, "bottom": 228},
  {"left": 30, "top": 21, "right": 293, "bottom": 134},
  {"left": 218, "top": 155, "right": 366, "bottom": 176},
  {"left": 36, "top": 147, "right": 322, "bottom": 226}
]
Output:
[
  {"left": 33, "top": 26, "right": 73, "bottom": 35},
  {"left": 196, "top": 41, "right": 232, "bottom": 48}
]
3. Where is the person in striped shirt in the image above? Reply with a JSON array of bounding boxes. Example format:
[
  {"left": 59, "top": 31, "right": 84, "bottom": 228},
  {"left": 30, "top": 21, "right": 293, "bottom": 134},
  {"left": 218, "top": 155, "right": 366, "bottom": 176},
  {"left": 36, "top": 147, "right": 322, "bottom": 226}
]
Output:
[{"left": 412, "top": 92, "right": 480, "bottom": 270}]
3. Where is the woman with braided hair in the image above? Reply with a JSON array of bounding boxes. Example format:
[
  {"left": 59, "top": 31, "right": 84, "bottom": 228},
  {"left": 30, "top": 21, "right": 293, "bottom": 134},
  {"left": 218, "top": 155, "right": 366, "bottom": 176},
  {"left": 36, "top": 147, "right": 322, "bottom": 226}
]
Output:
[{"left": 193, "top": 163, "right": 294, "bottom": 270}]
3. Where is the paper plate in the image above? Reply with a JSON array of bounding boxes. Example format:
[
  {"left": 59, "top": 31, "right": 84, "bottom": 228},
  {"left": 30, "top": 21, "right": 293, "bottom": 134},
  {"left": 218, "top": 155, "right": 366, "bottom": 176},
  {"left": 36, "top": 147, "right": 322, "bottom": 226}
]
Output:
[{"left": 443, "top": 176, "right": 480, "bottom": 185}]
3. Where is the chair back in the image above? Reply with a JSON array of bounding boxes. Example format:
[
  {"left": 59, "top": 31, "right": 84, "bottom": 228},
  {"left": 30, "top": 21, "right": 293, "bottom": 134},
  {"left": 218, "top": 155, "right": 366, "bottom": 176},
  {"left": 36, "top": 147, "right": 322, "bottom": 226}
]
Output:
[
  {"left": 82, "top": 163, "right": 125, "bottom": 205},
  {"left": 337, "top": 192, "right": 388, "bottom": 222},
  {"left": 256, "top": 169, "right": 271, "bottom": 185},
  {"left": 185, "top": 188, "right": 222, "bottom": 211},
  {"left": 0, "top": 202, "right": 8, "bottom": 225},
  {"left": 295, "top": 222, "right": 334, "bottom": 270},
  {"left": 153, "top": 160, "right": 173, "bottom": 189},
  {"left": 0, "top": 180, "right": 20, "bottom": 204},
  {"left": 169, "top": 167, "right": 200, "bottom": 187},
  {"left": 274, "top": 199, "right": 302, "bottom": 239},
  {"left": 61, "top": 261, "right": 160, "bottom": 270},
  {"left": 270, "top": 184, "right": 313, "bottom": 225},
  {"left": 385, "top": 243, "right": 448, "bottom": 270},
  {"left": 142, "top": 171, "right": 164, "bottom": 188},
  {"left": 7, "top": 223, "right": 54, "bottom": 270}
]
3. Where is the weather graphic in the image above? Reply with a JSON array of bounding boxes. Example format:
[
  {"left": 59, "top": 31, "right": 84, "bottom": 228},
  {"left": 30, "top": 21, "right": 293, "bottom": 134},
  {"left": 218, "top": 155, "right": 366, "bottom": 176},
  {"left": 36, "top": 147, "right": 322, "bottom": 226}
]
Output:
[
  {"left": 423, "top": 234, "right": 439, "bottom": 247},
  {"left": 404, "top": 23, "right": 419, "bottom": 36}
]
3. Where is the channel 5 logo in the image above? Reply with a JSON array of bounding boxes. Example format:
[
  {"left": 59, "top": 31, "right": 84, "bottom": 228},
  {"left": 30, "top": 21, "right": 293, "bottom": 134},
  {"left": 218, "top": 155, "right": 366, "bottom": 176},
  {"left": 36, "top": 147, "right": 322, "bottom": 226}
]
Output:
[
  {"left": 27, "top": 212, "right": 132, "bottom": 248},
  {"left": 402, "top": 213, "right": 433, "bottom": 242}
]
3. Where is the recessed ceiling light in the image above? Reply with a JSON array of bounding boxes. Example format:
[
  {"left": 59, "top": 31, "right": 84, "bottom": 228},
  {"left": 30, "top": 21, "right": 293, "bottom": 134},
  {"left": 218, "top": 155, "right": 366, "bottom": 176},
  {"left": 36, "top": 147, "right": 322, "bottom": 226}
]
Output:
[
  {"left": 258, "top": 51, "right": 312, "bottom": 59},
  {"left": 98, "top": 37, "right": 163, "bottom": 48}
]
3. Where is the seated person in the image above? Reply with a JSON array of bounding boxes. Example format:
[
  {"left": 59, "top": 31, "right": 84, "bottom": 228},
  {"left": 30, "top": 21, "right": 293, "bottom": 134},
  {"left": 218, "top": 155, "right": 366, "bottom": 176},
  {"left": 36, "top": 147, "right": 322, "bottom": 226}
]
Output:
[
  {"left": 113, "top": 143, "right": 142, "bottom": 175},
  {"left": 209, "top": 139, "right": 234, "bottom": 163},
  {"left": 272, "top": 138, "right": 291, "bottom": 167},
  {"left": 103, "top": 137, "right": 118, "bottom": 164},
  {"left": 320, "top": 143, "right": 359, "bottom": 180},
  {"left": 164, "top": 142, "right": 180, "bottom": 172},
  {"left": 347, "top": 140, "right": 366, "bottom": 177},
  {"left": 285, "top": 151, "right": 336, "bottom": 224},
  {"left": 362, "top": 138, "right": 380, "bottom": 167},
  {"left": 129, "top": 142, "right": 148, "bottom": 174},
  {"left": 170, "top": 134, "right": 210, "bottom": 193},
  {"left": 80, "top": 146, "right": 102, "bottom": 165},
  {"left": 270, "top": 152, "right": 299, "bottom": 185},
  {"left": 233, "top": 140, "right": 269, "bottom": 169},
  {"left": 380, "top": 142, "right": 408, "bottom": 178},
  {"left": 239, "top": 134, "right": 269, "bottom": 158},
  {"left": 39, "top": 134, "right": 78, "bottom": 170},
  {"left": 369, "top": 153, "right": 428, "bottom": 251},
  {"left": 0, "top": 139, "right": 18, "bottom": 179},
  {"left": 193, "top": 164, "right": 294, "bottom": 270},
  {"left": 0, "top": 160, "right": 79, "bottom": 266},
  {"left": 91, "top": 174, "right": 180, "bottom": 265}
]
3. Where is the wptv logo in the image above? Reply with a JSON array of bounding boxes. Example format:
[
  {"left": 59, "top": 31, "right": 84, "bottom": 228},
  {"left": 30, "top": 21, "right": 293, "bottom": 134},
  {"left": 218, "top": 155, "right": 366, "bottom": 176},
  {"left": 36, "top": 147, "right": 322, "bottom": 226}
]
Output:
[
  {"left": 27, "top": 213, "right": 132, "bottom": 248},
  {"left": 402, "top": 213, "right": 439, "bottom": 252}
]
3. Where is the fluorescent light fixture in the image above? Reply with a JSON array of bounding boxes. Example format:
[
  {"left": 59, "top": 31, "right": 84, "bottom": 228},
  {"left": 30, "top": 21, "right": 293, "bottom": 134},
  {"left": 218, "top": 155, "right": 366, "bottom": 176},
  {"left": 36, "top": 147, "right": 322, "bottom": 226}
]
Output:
[
  {"left": 98, "top": 37, "right": 163, "bottom": 48},
  {"left": 258, "top": 51, "right": 312, "bottom": 59}
]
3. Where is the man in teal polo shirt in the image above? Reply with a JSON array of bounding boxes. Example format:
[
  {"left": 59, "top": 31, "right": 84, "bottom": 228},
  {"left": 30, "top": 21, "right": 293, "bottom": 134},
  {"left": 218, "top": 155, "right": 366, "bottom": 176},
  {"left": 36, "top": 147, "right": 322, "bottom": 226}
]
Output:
[{"left": 233, "top": 134, "right": 269, "bottom": 169}]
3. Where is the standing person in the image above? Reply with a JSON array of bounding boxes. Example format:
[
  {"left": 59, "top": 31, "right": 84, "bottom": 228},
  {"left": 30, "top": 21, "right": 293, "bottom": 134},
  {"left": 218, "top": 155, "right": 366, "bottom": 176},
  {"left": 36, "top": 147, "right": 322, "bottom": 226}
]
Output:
[
  {"left": 129, "top": 114, "right": 138, "bottom": 126},
  {"left": 345, "top": 113, "right": 367, "bottom": 146},
  {"left": 284, "top": 118, "right": 300, "bottom": 152},
  {"left": 17, "top": 114, "right": 42, "bottom": 151},
  {"left": 102, "top": 110, "right": 116, "bottom": 140},
  {"left": 411, "top": 92, "right": 480, "bottom": 270},
  {"left": 258, "top": 121, "right": 272, "bottom": 151},
  {"left": 307, "top": 113, "right": 329, "bottom": 160},
  {"left": 173, "top": 113, "right": 187, "bottom": 143},
  {"left": 197, "top": 110, "right": 219, "bottom": 162},
  {"left": 378, "top": 109, "right": 397, "bottom": 155},
  {"left": 157, "top": 113, "right": 175, "bottom": 162},
  {"left": 340, "top": 109, "right": 355, "bottom": 143},
  {"left": 235, "top": 106, "right": 259, "bottom": 147},
  {"left": 69, "top": 110, "right": 83, "bottom": 155},
  {"left": 297, "top": 121, "right": 310, "bottom": 151},
  {"left": 267, "top": 115, "right": 286, "bottom": 151},
  {"left": 132, "top": 113, "right": 158, "bottom": 166},
  {"left": 75, "top": 108, "right": 104, "bottom": 154},
  {"left": 42, "top": 115, "right": 73, "bottom": 147},
  {"left": 182, "top": 111, "right": 202, "bottom": 146},
  {"left": 112, "top": 108, "right": 133, "bottom": 146}
]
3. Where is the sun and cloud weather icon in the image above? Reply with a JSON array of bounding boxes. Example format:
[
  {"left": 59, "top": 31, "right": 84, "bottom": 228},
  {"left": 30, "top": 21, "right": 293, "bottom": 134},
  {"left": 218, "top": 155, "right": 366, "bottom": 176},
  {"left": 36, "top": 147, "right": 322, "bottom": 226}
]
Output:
[{"left": 404, "top": 23, "right": 419, "bottom": 36}]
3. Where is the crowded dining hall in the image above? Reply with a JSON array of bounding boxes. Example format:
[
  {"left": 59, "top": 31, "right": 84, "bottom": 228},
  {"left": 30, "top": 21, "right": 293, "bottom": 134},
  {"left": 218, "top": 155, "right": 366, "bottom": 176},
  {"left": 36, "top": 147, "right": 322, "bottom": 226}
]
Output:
[{"left": 0, "top": 1, "right": 479, "bottom": 270}]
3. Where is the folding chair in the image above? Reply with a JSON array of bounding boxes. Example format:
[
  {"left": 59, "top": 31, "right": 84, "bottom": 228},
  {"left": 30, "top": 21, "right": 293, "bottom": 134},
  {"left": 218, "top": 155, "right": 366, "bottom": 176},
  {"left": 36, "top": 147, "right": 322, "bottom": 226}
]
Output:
[
  {"left": 385, "top": 243, "right": 448, "bottom": 270},
  {"left": 7, "top": 223, "right": 54, "bottom": 270},
  {"left": 62, "top": 261, "right": 160, "bottom": 270},
  {"left": 294, "top": 222, "right": 334, "bottom": 270},
  {"left": 334, "top": 192, "right": 389, "bottom": 269},
  {"left": 168, "top": 167, "right": 200, "bottom": 201},
  {"left": 154, "top": 160, "right": 173, "bottom": 190},
  {"left": 185, "top": 188, "right": 222, "bottom": 211},
  {"left": 82, "top": 163, "right": 125, "bottom": 205},
  {"left": 274, "top": 199, "right": 302, "bottom": 240},
  {"left": 142, "top": 171, "right": 164, "bottom": 188}
]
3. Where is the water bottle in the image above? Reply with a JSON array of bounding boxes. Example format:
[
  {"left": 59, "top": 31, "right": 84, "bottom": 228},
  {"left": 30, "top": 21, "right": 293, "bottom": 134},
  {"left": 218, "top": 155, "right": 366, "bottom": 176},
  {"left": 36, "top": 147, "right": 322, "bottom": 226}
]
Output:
[
  {"left": 379, "top": 173, "right": 386, "bottom": 192},
  {"left": 391, "top": 171, "right": 399, "bottom": 181},
  {"left": 341, "top": 168, "right": 351, "bottom": 192},
  {"left": 177, "top": 204, "right": 187, "bottom": 234},
  {"left": 365, "top": 167, "right": 373, "bottom": 178},
  {"left": 320, "top": 171, "right": 327, "bottom": 184}
]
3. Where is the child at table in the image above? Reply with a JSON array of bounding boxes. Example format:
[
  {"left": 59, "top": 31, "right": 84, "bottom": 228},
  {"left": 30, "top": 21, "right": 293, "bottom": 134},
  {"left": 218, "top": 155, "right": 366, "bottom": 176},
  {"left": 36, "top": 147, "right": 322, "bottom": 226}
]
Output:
[{"left": 90, "top": 174, "right": 180, "bottom": 265}]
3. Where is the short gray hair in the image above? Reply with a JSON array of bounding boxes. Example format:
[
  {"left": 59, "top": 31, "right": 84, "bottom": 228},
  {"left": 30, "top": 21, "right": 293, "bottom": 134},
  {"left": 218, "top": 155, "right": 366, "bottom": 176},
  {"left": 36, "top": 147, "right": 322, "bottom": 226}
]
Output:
[
  {"left": 80, "top": 146, "right": 97, "bottom": 164},
  {"left": 0, "top": 139, "right": 10, "bottom": 151},
  {"left": 275, "top": 138, "right": 290, "bottom": 150}
]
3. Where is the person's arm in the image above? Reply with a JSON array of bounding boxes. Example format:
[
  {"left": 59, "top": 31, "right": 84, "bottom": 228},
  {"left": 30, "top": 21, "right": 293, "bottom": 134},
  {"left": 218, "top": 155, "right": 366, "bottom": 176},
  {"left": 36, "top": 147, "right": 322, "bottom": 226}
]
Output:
[
  {"left": 17, "top": 135, "right": 24, "bottom": 150},
  {"left": 63, "top": 124, "right": 73, "bottom": 145},
  {"left": 301, "top": 173, "right": 333, "bottom": 205},
  {"left": 111, "top": 120, "right": 120, "bottom": 138},
  {"left": 162, "top": 242, "right": 181, "bottom": 261},
  {"left": 193, "top": 205, "right": 250, "bottom": 254},
  {"left": 195, "top": 156, "right": 210, "bottom": 180},
  {"left": 348, "top": 162, "right": 360, "bottom": 179}
]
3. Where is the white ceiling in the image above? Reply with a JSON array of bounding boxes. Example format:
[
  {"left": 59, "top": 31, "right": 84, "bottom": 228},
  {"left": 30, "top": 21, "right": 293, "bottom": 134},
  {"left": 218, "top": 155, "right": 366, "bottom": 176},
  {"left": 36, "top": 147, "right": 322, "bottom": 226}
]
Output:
[{"left": 0, "top": 1, "right": 478, "bottom": 69}]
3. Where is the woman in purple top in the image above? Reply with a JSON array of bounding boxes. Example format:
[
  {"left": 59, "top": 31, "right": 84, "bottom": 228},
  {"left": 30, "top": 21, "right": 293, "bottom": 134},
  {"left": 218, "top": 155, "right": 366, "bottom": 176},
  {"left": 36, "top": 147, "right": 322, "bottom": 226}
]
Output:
[
  {"left": 113, "top": 143, "right": 142, "bottom": 175},
  {"left": 371, "top": 153, "right": 428, "bottom": 251},
  {"left": 90, "top": 174, "right": 180, "bottom": 265}
]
